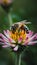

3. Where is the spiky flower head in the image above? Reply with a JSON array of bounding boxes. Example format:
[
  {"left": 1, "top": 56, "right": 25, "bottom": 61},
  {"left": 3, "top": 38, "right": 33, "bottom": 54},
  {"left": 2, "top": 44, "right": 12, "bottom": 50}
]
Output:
[{"left": 0, "top": 21, "right": 37, "bottom": 51}]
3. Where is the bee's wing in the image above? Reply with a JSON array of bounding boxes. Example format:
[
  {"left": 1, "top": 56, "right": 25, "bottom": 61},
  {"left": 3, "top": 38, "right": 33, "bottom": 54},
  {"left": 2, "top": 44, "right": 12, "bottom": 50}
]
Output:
[
  {"left": 11, "top": 20, "right": 31, "bottom": 25},
  {"left": 14, "top": 20, "right": 31, "bottom": 24},
  {"left": 21, "top": 20, "right": 31, "bottom": 24},
  {"left": 10, "top": 20, "right": 31, "bottom": 30}
]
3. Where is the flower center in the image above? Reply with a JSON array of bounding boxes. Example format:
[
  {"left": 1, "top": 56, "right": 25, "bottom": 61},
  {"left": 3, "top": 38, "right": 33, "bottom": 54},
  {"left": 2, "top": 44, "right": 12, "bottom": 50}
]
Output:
[{"left": 10, "top": 29, "right": 27, "bottom": 42}]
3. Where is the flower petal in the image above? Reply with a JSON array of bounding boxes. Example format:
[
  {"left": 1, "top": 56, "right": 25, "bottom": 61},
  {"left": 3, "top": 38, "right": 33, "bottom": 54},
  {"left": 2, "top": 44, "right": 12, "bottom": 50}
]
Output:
[
  {"left": 10, "top": 44, "right": 16, "bottom": 47},
  {"left": 33, "top": 33, "right": 37, "bottom": 40},
  {"left": 2, "top": 45, "right": 10, "bottom": 48},
  {"left": 29, "top": 33, "right": 37, "bottom": 41},
  {"left": 18, "top": 37, "right": 22, "bottom": 43},
  {"left": 24, "top": 33, "right": 37, "bottom": 45},
  {"left": 0, "top": 33, "right": 8, "bottom": 42},
  {"left": 27, "top": 30, "right": 33, "bottom": 38},
  {"left": 4, "top": 30, "right": 16, "bottom": 43},
  {"left": 0, "top": 39, "right": 4, "bottom": 42},
  {"left": 8, "top": 38, "right": 16, "bottom": 43},
  {"left": 4, "top": 30, "right": 10, "bottom": 38},
  {"left": 28, "top": 41, "right": 37, "bottom": 45},
  {"left": 13, "top": 45, "right": 18, "bottom": 51}
]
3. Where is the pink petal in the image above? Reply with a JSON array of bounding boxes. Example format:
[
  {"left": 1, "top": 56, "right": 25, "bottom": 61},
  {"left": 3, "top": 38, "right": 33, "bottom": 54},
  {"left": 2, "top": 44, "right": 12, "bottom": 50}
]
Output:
[
  {"left": 18, "top": 37, "right": 22, "bottom": 43},
  {"left": 8, "top": 38, "right": 16, "bottom": 43},
  {"left": 13, "top": 45, "right": 18, "bottom": 51},
  {"left": 4, "top": 30, "right": 16, "bottom": 43},
  {"left": 10, "top": 44, "right": 16, "bottom": 47},
  {"left": 2, "top": 45, "right": 9, "bottom": 48},
  {"left": 28, "top": 41, "right": 37, "bottom": 45},
  {"left": 4, "top": 30, "right": 10, "bottom": 38},
  {"left": 0, "top": 33, "right": 8, "bottom": 42},
  {"left": 0, "top": 39, "right": 4, "bottom": 42},
  {"left": 29, "top": 33, "right": 37, "bottom": 41},
  {"left": 27, "top": 30, "right": 33, "bottom": 38},
  {"left": 6, "top": 30, "right": 10, "bottom": 35},
  {"left": 24, "top": 33, "right": 37, "bottom": 45},
  {"left": 33, "top": 33, "right": 37, "bottom": 40}
]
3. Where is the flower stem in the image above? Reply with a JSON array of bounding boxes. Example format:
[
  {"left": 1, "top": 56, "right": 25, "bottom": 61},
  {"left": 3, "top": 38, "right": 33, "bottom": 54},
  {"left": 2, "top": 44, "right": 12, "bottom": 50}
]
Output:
[
  {"left": 18, "top": 54, "right": 22, "bottom": 65},
  {"left": 8, "top": 13, "right": 13, "bottom": 27},
  {"left": 15, "top": 47, "right": 28, "bottom": 65},
  {"left": 15, "top": 53, "right": 22, "bottom": 65}
]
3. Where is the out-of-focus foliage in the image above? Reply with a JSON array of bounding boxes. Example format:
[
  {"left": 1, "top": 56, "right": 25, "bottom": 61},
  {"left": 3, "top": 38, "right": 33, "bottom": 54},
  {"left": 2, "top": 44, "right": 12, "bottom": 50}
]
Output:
[{"left": 0, "top": 0, "right": 37, "bottom": 65}]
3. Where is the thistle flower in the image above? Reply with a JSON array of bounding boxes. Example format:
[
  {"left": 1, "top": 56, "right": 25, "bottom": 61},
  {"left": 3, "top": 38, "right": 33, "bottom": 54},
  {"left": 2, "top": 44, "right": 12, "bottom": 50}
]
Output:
[{"left": 0, "top": 29, "right": 37, "bottom": 51}]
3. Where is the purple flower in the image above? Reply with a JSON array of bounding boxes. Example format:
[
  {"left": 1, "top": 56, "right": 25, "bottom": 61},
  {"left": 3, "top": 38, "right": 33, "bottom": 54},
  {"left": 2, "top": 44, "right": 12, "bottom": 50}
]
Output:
[{"left": 0, "top": 30, "right": 37, "bottom": 51}]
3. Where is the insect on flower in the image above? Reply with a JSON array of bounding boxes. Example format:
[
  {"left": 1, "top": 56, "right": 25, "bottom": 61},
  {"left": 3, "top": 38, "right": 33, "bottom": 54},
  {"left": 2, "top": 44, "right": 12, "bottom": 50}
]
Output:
[
  {"left": 0, "top": 20, "right": 37, "bottom": 51},
  {"left": 10, "top": 20, "right": 31, "bottom": 33}
]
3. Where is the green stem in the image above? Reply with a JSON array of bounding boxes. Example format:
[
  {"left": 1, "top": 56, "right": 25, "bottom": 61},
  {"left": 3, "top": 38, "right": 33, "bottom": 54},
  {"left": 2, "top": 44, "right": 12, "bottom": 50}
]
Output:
[
  {"left": 15, "top": 47, "right": 28, "bottom": 65},
  {"left": 15, "top": 53, "right": 22, "bottom": 65},
  {"left": 8, "top": 13, "right": 13, "bottom": 27},
  {"left": 18, "top": 54, "right": 22, "bottom": 65}
]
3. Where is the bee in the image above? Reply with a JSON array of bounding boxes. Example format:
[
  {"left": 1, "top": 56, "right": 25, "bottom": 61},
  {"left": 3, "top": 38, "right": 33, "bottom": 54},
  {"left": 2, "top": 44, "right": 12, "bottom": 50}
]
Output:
[{"left": 10, "top": 20, "right": 31, "bottom": 34}]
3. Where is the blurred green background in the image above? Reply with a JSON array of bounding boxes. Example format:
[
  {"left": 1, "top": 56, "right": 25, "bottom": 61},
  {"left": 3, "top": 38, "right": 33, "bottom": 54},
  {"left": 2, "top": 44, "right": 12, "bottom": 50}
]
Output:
[{"left": 0, "top": 0, "right": 37, "bottom": 65}]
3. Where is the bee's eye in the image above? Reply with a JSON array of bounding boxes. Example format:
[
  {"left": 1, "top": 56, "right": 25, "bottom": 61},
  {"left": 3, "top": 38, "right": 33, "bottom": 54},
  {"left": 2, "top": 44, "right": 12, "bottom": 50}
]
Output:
[
  {"left": 11, "top": 26, "right": 16, "bottom": 31},
  {"left": 25, "top": 28, "right": 29, "bottom": 34}
]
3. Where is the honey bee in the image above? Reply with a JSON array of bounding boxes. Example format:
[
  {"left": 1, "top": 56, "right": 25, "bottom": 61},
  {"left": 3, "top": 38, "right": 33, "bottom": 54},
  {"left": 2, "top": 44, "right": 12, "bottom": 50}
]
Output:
[{"left": 10, "top": 20, "right": 31, "bottom": 34}]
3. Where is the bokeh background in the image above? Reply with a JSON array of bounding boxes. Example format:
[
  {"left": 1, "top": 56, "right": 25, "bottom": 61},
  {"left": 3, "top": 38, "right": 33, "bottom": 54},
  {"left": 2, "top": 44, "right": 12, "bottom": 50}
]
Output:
[{"left": 0, "top": 0, "right": 37, "bottom": 65}]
